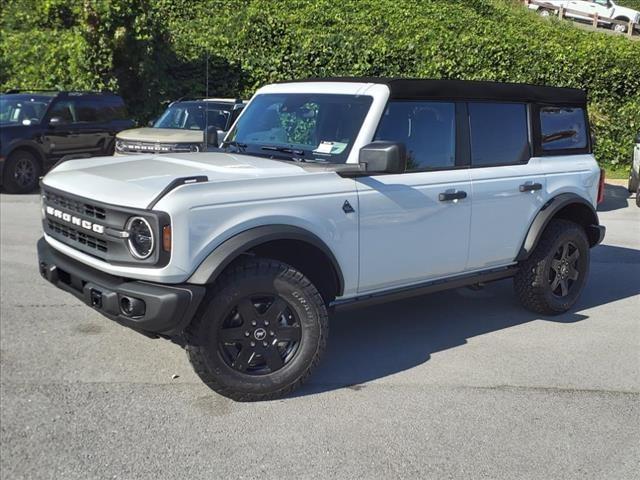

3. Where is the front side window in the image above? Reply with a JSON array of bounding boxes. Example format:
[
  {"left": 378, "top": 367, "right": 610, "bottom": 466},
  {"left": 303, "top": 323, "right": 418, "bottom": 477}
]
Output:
[
  {"left": 540, "top": 106, "right": 587, "bottom": 151},
  {"left": 48, "top": 100, "right": 77, "bottom": 124},
  {"left": 374, "top": 101, "right": 456, "bottom": 171},
  {"left": 226, "top": 93, "right": 373, "bottom": 163},
  {"left": 469, "top": 103, "right": 530, "bottom": 166}
]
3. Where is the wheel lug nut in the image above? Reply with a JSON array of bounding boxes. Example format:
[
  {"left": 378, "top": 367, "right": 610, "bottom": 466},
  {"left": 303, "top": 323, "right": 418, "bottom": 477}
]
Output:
[
  {"left": 250, "top": 341, "right": 255, "bottom": 347},
  {"left": 264, "top": 321, "right": 269, "bottom": 326},
  {"left": 262, "top": 341, "right": 268, "bottom": 347},
  {"left": 270, "top": 331, "right": 274, "bottom": 336},
  {"left": 244, "top": 331, "right": 250, "bottom": 337},
  {"left": 251, "top": 321, "right": 257, "bottom": 326}
]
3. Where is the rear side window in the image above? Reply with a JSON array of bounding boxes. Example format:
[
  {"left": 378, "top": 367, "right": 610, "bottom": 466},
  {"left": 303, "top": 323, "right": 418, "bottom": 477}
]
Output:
[
  {"left": 540, "top": 106, "right": 587, "bottom": 151},
  {"left": 374, "top": 101, "right": 456, "bottom": 171},
  {"left": 96, "top": 96, "right": 128, "bottom": 122},
  {"left": 469, "top": 103, "right": 530, "bottom": 166}
]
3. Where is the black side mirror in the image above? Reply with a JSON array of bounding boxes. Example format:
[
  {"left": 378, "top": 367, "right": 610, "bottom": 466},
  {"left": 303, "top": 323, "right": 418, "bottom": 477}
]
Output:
[
  {"left": 359, "top": 141, "right": 407, "bottom": 174},
  {"left": 49, "top": 117, "right": 63, "bottom": 127}
]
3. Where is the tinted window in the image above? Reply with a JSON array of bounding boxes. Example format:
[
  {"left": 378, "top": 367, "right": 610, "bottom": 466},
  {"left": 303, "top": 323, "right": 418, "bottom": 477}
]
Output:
[
  {"left": 74, "top": 98, "right": 98, "bottom": 122},
  {"left": 48, "top": 100, "right": 76, "bottom": 123},
  {"left": 96, "top": 96, "right": 128, "bottom": 122},
  {"left": 540, "top": 106, "right": 587, "bottom": 151},
  {"left": 469, "top": 103, "right": 529, "bottom": 166},
  {"left": 375, "top": 101, "right": 456, "bottom": 170}
]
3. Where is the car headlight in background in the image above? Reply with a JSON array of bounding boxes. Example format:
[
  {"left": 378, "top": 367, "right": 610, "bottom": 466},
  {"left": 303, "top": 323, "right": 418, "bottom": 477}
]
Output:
[{"left": 126, "top": 216, "right": 154, "bottom": 259}]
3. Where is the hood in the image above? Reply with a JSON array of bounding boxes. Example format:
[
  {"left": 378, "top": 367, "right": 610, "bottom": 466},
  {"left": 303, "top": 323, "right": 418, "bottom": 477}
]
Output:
[
  {"left": 116, "top": 127, "right": 204, "bottom": 143},
  {"left": 614, "top": 5, "right": 640, "bottom": 20},
  {"left": 42, "top": 152, "right": 308, "bottom": 209}
]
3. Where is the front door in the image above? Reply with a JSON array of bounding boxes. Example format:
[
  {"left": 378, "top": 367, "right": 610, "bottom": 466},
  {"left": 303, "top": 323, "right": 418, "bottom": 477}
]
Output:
[{"left": 357, "top": 100, "right": 472, "bottom": 293}]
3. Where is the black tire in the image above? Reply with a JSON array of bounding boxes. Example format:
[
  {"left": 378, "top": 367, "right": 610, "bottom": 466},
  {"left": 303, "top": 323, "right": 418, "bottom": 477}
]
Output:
[
  {"left": 186, "top": 257, "right": 328, "bottom": 401},
  {"left": 636, "top": 187, "right": 640, "bottom": 208},
  {"left": 3, "top": 150, "right": 41, "bottom": 194},
  {"left": 628, "top": 167, "right": 639, "bottom": 194},
  {"left": 514, "top": 219, "right": 590, "bottom": 315}
]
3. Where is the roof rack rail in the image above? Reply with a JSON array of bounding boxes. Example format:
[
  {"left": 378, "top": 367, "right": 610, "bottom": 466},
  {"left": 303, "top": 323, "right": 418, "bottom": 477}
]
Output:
[
  {"left": 172, "top": 96, "right": 244, "bottom": 104},
  {"left": 3, "top": 88, "right": 60, "bottom": 94}
]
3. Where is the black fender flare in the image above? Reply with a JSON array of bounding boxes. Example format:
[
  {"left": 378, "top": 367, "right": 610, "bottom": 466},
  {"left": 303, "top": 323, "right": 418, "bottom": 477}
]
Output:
[
  {"left": 516, "top": 193, "right": 602, "bottom": 261},
  {"left": 187, "top": 225, "right": 345, "bottom": 295}
]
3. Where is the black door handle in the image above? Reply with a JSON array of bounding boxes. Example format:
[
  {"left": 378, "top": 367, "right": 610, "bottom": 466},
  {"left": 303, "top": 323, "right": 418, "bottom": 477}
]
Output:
[
  {"left": 519, "top": 182, "right": 543, "bottom": 192},
  {"left": 439, "top": 190, "right": 467, "bottom": 202}
]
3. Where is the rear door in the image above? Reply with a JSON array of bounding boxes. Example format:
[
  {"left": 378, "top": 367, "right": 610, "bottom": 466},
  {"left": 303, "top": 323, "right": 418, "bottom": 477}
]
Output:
[
  {"left": 356, "top": 101, "right": 472, "bottom": 293},
  {"left": 71, "top": 96, "right": 115, "bottom": 155},
  {"left": 466, "top": 102, "right": 548, "bottom": 270}
]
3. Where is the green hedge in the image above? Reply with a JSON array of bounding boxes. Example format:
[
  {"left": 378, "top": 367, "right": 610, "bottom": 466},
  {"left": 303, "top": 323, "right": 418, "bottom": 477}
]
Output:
[{"left": 1, "top": 0, "right": 639, "bottom": 167}]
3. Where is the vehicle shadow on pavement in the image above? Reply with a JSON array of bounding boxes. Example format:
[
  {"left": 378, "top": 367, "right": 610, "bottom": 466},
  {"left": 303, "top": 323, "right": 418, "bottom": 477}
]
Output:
[
  {"left": 598, "top": 184, "right": 630, "bottom": 212},
  {"left": 296, "top": 244, "right": 640, "bottom": 397}
]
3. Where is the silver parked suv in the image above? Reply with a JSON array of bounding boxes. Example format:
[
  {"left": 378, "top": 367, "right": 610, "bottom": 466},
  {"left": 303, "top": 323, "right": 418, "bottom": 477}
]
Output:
[
  {"left": 37, "top": 78, "right": 605, "bottom": 401},
  {"left": 115, "top": 98, "right": 244, "bottom": 155}
]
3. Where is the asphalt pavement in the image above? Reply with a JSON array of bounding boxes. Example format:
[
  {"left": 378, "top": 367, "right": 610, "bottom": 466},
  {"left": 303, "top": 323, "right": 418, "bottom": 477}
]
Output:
[{"left": 1, "top": 184, "right": 638, "bottom": 479}]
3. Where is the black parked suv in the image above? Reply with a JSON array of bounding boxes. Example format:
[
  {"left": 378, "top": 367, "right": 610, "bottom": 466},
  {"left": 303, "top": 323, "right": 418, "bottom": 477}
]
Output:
[{"left": 0, "top": 91, "right": 134, "bottom": 193}]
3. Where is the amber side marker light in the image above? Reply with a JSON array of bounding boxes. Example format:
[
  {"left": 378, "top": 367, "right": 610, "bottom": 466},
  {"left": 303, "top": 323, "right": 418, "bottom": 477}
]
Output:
[
  {"left": 597, "top": 168, "right": 606, "bottom": 205},
  {"left": 162, "top": 225, "right": 172, "bottom": 252}
]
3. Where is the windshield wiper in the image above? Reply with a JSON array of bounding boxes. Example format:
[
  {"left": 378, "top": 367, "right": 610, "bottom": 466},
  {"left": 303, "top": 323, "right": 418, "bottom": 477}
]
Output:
[
  {"left": 261, "top": 146, "right": 305, "bottom": 157},
  {"left": 220, "top": 140, "right": 248, "bottom": 152}
]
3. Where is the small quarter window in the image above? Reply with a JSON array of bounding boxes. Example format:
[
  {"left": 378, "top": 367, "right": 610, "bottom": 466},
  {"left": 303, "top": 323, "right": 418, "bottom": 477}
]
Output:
[
  {"left": 540, "top": 106, "right": 587, "bottom": 151},
  {"left": 469, "top": 103, "right": 530, "bottom": 166},
  {"left": 374, "top": 101, "right": 456, "bottom": 171}
]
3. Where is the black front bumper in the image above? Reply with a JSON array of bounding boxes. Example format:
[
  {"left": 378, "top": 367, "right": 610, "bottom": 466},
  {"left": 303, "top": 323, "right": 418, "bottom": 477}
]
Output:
[{"left": 37, "top": 237, "right": 205, "bottom": 337}]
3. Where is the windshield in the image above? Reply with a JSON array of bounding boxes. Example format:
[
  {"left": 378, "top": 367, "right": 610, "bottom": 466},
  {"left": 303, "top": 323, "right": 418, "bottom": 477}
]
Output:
[
  {"left": 224, "top": 93, "right": 373, "bottom": 163},
  {"left": 0, "top": 95, "right": 53, "bottom": 125},
  {"left": 154, "top": 102, "right": 233, "bottom": 131}
]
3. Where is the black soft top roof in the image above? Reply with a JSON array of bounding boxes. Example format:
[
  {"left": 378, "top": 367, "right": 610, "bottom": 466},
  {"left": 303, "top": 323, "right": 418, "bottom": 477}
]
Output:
[{"left": 284, "top": 77, "right": 587, "bottom": 105}]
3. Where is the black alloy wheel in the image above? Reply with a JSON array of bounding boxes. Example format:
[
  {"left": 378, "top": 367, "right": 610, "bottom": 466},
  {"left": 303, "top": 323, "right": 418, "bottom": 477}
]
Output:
[
  {"left": 4, "top": 151, "right": 41, "bottom": 194},
  {"left": 548, "top": 241, "right": 581, "bottom": 298},
  {"left": 217, "top": 295, "right": 302, "bottom": 375}
]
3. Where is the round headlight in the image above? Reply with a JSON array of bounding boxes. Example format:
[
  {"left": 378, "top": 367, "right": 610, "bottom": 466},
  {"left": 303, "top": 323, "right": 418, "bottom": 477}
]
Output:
[{"left": 126, "top": 217, "right": 154, "bottom": 259}]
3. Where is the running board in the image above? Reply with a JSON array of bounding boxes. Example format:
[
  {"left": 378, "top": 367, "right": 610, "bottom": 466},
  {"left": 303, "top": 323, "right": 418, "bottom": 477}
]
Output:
[{"left": 331, "top": 266, "right": 518, "bottom": 310}]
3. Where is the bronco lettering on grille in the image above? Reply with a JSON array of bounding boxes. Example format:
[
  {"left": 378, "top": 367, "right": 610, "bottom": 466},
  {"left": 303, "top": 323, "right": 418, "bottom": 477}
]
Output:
[{"left": 46, "top": 206, "right": 105, "bottom": 234}]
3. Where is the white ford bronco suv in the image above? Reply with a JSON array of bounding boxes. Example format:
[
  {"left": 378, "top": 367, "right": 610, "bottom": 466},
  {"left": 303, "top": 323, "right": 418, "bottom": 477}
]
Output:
[{"left": 37, "top": 78, "right": 605, "bottom": 401}]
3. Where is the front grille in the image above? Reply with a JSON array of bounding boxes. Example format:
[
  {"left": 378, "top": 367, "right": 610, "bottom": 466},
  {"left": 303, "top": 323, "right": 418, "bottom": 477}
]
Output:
[
  {"left": 45, "top": 191, "right": 106, "bottom": 220},
  {"left": 119, "top": 141, "right": 172, "bottom": 154},
  {"left": 47, "top": 219, "right": 108, "bottom": 253}
]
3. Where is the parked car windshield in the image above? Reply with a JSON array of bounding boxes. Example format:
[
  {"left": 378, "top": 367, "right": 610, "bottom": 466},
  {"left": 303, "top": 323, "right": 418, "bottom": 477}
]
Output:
[
  {"left": 0, "top": 94, "right": 53, "bottom": 125},
  {"left": 224, "top": 93, "right": 373, "bottom": 163},
  {"left": 153, "top": 101, "right": 233, "bottom": 131}
]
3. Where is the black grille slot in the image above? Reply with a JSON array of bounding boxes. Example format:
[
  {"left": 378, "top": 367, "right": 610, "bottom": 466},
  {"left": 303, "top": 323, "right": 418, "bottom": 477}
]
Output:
[
  {"left": 47, "top": 219, "right": 108, "bottom": 253},
  {"left": 45, "top": 191, "right": 106, "bottom": 220}
]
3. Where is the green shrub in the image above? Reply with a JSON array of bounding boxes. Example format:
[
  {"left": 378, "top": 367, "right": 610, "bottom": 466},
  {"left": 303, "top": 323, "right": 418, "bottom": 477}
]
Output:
[{"left": 1, "top": 0, "right": 639, "bottom": 166}]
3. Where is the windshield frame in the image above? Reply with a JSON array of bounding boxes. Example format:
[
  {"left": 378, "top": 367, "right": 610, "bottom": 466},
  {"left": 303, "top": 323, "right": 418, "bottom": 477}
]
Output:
[{"left": 223, "top": 93, "right": 375, "bottom": 164}]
